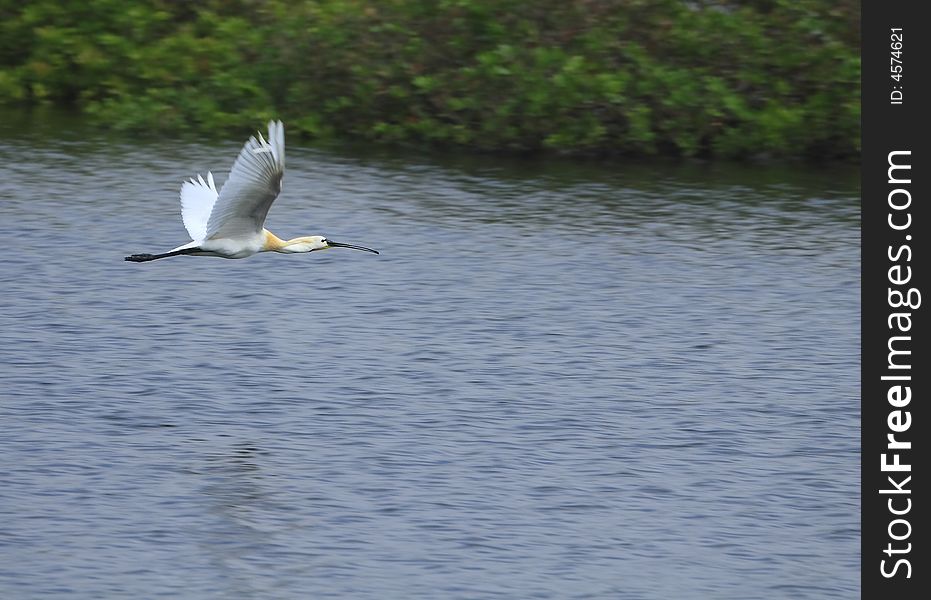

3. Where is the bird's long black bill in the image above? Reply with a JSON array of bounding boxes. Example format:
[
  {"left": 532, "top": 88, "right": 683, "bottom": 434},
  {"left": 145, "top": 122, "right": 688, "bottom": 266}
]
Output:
[{"left": 328, "top": 241, "right": 379, "bottom": 254}]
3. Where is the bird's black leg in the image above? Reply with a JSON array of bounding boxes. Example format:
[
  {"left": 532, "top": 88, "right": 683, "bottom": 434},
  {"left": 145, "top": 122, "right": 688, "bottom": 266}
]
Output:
[{"left": 124, "top": 247, "right": 201, "bottom": 262}]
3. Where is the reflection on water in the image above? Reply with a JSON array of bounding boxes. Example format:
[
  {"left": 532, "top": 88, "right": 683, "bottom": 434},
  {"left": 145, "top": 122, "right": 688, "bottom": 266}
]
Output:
[{"left": 0, "top": 111, "right": 858, "bottom": 599}]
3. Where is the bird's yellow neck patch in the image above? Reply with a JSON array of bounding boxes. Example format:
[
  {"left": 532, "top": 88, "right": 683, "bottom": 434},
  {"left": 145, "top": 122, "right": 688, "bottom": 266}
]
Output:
[{"left": 262, "top": 229, "right": 287, "bottom": 251}]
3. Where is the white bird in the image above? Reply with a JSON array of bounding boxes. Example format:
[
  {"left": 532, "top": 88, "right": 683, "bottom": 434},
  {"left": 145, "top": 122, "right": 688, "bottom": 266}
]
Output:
[{"left": 125, "top": 120, "right": 378, "bottom": 262}]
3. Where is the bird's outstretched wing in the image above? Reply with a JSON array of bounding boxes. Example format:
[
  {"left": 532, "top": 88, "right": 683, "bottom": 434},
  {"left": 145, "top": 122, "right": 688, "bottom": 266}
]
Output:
[
  {"left": 205, "top": 120, "right": 286, "bottom": 239},
  {"left": 179, "top": 172, "right": 218, "bottom": 241}
]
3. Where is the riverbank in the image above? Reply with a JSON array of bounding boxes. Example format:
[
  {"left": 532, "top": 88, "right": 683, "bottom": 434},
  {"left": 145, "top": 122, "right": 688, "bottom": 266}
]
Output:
[{"left": 1, "top": 0, "right": 859, "bottom": 160}]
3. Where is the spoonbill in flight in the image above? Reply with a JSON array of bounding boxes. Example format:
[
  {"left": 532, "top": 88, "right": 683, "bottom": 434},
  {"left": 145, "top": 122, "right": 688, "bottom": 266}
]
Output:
[{"left": 125, "top": 120, "right": 378, "bottom": 262}]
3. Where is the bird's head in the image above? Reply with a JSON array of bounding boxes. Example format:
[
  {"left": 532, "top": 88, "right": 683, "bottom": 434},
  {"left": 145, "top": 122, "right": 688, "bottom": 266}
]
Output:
[{"left": 282, "top": 235, "right": 379, "bottom": 255}]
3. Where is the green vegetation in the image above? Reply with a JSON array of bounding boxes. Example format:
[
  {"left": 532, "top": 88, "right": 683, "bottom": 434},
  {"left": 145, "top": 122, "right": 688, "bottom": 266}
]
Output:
[{"left": 1, "top": 0, "right": 859, "bottom": 159}]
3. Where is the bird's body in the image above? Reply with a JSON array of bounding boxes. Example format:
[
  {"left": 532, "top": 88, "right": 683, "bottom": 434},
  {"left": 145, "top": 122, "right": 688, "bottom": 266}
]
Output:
[{"left": 125, "top": 121, "right": 378, "bottom": 262}]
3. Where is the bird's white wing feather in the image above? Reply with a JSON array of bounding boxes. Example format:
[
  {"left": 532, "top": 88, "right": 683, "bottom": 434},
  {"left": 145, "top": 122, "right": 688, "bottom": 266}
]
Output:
[
  {"left": 206, "top": 120, "right": 285, "bottom": 239},
  {"left": 179, "top": 172, "right": 218, "bottom": 241}
]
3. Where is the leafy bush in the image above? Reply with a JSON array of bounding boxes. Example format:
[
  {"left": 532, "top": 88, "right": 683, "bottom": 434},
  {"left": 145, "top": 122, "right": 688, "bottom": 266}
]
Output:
[{"left": 0, "top": 0, "right": 859, "bottom": 159}]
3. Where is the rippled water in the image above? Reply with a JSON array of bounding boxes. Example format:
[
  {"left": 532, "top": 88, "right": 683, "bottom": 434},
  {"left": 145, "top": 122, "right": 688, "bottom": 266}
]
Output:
[{"left": 1, "top": 114, "right": 859, "bottom": 599}]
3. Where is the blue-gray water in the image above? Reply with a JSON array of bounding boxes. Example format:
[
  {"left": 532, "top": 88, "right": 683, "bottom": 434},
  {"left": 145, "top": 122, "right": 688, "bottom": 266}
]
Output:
[{"left": 1, "top": 117, "right": 859, "bottom": 599}]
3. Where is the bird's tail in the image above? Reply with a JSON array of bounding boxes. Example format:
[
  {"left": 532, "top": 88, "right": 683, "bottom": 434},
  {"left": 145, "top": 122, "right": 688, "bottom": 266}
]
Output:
[{"left": 125, "top": 247, "right": 201, "bottom": 262}]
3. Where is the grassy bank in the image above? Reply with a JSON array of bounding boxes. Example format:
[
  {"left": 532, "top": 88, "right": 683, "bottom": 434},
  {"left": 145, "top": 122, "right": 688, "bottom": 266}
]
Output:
[{"left": 1, "top": 0, "right": 859, "bottom": 159}]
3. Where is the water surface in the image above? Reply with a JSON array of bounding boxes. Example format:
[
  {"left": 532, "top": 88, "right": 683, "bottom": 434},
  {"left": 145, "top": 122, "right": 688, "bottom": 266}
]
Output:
[{"left": 0, "top": 114, "right": 859, "bottom": 599}]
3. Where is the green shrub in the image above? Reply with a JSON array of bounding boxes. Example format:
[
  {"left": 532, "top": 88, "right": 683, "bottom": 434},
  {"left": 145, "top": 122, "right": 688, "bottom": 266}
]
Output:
[{"left": 0, "top": 0, "right": 860, "bottom": 159}]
